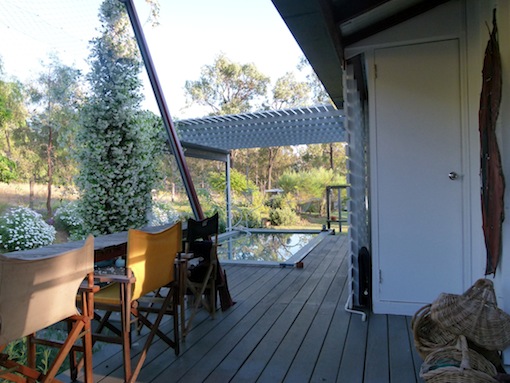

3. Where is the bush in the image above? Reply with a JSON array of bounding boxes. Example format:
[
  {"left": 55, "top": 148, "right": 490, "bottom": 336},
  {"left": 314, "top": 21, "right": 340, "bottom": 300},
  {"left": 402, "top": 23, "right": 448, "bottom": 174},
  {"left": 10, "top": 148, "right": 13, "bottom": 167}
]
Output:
[
  {"left": 0, "top": 155, "right": 17, "bottom": 183},
  {"left": 269, "top": 206, "right": 299, "bottom": 226},
  {"left": 147, "top": 201, "right": 180, "bottom": 227},
  {"left": 0, "top": 206, "right": 56, "bottom": 252},
  {"left": 53, "top": 201, "right": 88, "bottom": 241},
  {"left": 232, "top": 206, "right": 263, "bottom": 228}
]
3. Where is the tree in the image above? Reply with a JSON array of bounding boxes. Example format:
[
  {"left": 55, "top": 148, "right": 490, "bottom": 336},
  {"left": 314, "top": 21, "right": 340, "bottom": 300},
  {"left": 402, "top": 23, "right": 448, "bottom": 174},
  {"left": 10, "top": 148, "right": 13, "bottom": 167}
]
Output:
[
  {"left": 28, "top": 55, "right": 81, "bottom": 216},
  {"left": 184, "top": 53, "right": 270, "bottom": 115},
  {"left": 269, "top": 72, "right": 311, "bottom": 110},
  {"left": 0, "top": 58, "right": 27, "bottom": 161},
  {"left": 76, "top": 0, "right": 163, "bottom": 235},
  {"left": 298, "top": 143, "right": 346, "bottom": 172},
  {"left": 298, "top": 56, "right": 334, "bottom": 105}
]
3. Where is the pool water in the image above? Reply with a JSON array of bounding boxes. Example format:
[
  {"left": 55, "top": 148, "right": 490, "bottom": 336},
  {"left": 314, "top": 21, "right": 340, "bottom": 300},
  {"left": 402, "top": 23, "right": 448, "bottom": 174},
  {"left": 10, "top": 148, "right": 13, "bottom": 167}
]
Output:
[{"left": 217, "top": 231, "right": 318, "bottom": 263}]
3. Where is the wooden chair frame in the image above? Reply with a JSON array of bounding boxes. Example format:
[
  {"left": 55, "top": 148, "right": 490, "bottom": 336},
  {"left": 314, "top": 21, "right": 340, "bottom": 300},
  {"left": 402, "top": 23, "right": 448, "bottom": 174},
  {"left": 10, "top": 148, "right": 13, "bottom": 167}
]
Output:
[
  {"left": 182, "top": 213, "right": 219, "bottom": 339},
  {"left": 0, "top": 236, "right": 97, "bottom": 383},
  {"left": 92, "top": 222, "right": 183, "bottom": 383}
]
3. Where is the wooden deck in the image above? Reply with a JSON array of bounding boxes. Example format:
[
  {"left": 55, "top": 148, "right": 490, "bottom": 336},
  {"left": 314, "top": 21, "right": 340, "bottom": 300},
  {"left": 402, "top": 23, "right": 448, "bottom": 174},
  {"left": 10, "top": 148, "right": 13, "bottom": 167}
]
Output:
[{"left": 61, "top": 234, "right": 425, "bottom": 383}]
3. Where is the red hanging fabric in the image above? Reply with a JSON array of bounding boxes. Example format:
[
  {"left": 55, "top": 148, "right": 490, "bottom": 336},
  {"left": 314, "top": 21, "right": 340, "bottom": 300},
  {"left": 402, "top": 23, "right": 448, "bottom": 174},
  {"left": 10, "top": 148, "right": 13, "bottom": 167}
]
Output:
[{"left": 480, "top": 10, "right": 505, "bottom": 275}]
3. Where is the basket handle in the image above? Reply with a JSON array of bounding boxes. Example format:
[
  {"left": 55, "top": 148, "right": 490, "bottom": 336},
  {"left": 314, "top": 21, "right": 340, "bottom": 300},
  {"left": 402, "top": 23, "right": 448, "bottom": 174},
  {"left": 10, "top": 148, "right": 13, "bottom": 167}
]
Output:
[
  {"left": 458, "top": 335, "right": 471, "bottom": 371},
  {"left": 411, "top": 304, "right": 431, "bottom": 330}
]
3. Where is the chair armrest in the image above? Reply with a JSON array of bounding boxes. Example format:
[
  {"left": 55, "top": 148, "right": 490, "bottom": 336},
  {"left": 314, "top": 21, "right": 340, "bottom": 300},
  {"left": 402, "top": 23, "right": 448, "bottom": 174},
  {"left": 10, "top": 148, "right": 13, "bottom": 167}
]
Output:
[
  {"left": 79, "top": 282, "right": 100, "bottom": 293},
  {"left": 179, "top": 252, "right": 194, "bottom": 260},
  {"left": 94, "top": 273, "right": 136, "bottom": 284}
]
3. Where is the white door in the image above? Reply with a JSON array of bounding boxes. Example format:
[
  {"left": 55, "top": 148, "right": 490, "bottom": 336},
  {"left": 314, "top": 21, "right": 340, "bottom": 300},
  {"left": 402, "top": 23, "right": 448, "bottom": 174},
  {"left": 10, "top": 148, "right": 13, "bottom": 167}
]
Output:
[{"left": 373, "top": 40, "right": 465, "bottom": 314}]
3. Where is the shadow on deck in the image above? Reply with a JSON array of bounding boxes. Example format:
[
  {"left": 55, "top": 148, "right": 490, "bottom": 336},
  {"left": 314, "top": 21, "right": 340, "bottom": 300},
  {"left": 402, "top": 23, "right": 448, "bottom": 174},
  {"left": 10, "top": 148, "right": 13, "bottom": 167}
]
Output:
[{"left": 62, "top": 234, "right": 424, "bottom": 383}]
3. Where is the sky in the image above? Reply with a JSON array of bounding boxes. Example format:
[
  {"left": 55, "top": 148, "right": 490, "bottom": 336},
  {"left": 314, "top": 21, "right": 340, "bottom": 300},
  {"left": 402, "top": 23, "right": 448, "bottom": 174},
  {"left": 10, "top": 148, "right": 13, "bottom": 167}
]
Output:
[{"left": 0, "top": 0, "right": 306, "bottom": 119}]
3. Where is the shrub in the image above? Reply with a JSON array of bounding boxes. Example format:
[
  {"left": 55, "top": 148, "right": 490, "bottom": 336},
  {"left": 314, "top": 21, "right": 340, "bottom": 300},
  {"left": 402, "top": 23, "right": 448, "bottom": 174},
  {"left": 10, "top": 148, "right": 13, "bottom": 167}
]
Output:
[
  {"left": 53, "top": 201, "right": 88, "bottom": 241},
  {"left": 0, "top": 206, "right": 56, "bottom": 252},
  {"left": 232, "top": 206, "right": 263, "bottom": 228},
  {"left": 269, "top": 206, "right": 299, "bottom": 226},
  {"left": 0, "top": 154, "right": 17, "bottom": 183},
  {"left": 147, "top": 201, "right": 180, "bottom": 227}
]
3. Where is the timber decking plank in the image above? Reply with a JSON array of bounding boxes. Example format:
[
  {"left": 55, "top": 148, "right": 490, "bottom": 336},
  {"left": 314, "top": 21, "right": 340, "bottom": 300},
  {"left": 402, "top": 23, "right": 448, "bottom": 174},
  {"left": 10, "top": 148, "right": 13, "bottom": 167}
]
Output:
[
  {"left": 336, "top": 313, "right": 369, "bottom": 382},
  {"left": 87, "top": 266, "right": 285, "bottom": 383},
  {"left": 283, "top": 244, "right": 349, "bottom": 382},
  {"left": 178, "top": 266, "right": 308, "bottom": 383},
  {"left": 203, "top": 237, "right": 341, "bottom": 382},
  {"left": 364, "top": 314, "right": 389, "bottom": 383},
  {"left": 259, "top": 236, "right": 347, "bottom": 382},
  {"left": 147, "top": 267, "right": 291, "bottom": 382},
  {"left": 230, "top": 236, "right": 342, "bottom": 382},
  {"left": 388, "top": 315, "right": 419, "bottom": 383},
  {"left": 309, "top": 279, "right": 351, "bottom": 383},
  {"left": 407, "top": 316, "right": 425, "bottom": 383}
]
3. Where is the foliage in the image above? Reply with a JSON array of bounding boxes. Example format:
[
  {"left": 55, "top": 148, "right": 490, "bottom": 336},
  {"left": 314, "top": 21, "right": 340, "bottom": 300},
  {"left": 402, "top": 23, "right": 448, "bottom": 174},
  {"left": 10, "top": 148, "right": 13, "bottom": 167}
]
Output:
[
  {"left": 298, "top": 56, "right": 334, "bottom": 105},
  {"left": 297, "top": 143, "right": 346, "bottom": 172},
  {"left": 147, "top": 200, "right": 180, "bottom": 227},
  {"left": 27, "top": 54, "right": 82, "bottom": 216},
  {"left": 278, "top": 167, "right": 345, "bottom": 201},
  {"left": 0, "top": 63, "right": 27, "bottom": 159},
  {"left": 208, "top": 167, "right": 257, "bottom": 195},
  {"left": 184, "top": 53, "right": 270, "bottom": 115},
  {"left": 76, "top": 1, "right": 163, "bottom": 236},
  {"left": 53, "top": 200, "right": 88, "bottom": 241},
  {"left": 269, "top": 206, "right": 299, "bottom": 226},
  {"left": 232, "top": 206, "right": 263, "bottom": 228},
  {"left": 0, "top": 206, "right": 56, "bottom": 252},
  {"left": 269, "top": 72, "right": 311, "bottom": 110},
  {"left": 3, "top": 326, "right": 88, "bottom": 376},
  {"left": 0, "top": 154, "right": 17, "bottom": 182}
]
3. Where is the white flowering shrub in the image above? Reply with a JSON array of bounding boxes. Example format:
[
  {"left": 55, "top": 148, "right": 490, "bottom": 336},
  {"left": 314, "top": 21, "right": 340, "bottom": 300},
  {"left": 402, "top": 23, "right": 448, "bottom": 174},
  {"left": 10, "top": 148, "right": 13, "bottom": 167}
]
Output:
[
  {"left": 75, "top": 1, "right": 164, "bottom": 236},
  {"left": 0, "top": 207, "right": 56, "bottom": 252},
  {"left": 147, "top": 201, "right": 180, "bottom": 227},
  {"left": 54, "top": 201, "right": 88, "bottom": 241}
]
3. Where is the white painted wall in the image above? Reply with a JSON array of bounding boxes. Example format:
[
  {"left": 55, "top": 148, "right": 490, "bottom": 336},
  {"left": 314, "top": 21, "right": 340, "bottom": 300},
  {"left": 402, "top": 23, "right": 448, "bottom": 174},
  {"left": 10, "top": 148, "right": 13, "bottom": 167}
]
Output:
[{"left": 344, "top": 0, "right": 509, "bottom": 314}]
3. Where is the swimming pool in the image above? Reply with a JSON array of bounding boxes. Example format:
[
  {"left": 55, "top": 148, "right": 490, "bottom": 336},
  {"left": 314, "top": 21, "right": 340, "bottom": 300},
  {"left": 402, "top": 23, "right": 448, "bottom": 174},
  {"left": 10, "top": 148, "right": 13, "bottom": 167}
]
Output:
[{"left": 217, "top": 228, "right": 332, "bottom": 267}]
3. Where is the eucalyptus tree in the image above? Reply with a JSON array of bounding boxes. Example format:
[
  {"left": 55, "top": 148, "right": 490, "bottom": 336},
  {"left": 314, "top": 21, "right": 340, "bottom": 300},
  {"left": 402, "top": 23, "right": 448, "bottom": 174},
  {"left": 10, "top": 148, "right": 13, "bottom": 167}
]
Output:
[
  {"left": 184, "top": 53, "right": 270, "bottom": 116},
  {"left": 76, "top": 0, "right": 163, "bottom": 235},
  {"left": 270, "top": 72, "right": 311, "bottom": 110},
  {"left": 0, "top": 58, "right": 26, "bottom": 171},
  {"left": 28, "top": 55, "right": 82, "bottom": 216}
]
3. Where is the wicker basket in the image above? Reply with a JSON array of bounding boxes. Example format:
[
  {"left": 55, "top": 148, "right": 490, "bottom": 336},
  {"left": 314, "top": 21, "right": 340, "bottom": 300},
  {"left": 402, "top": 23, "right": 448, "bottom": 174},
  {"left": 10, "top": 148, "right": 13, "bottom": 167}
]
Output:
[
  {"left": 430, "top": 279, "right": 510, "bottom": 350},
  {"left": 420, "top": 335, "right": 498, "bottom": 383},
  {"left": 412, "top": 304, "right": 457, "bottom": 359}
]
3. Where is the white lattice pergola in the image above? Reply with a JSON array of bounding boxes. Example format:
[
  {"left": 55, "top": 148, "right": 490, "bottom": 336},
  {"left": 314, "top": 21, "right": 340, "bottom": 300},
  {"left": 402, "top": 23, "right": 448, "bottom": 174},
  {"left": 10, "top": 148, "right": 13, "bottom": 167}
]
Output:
[
  {"left": 176, "top": 104, "right": 345, "bottom": 151},
  {"left": 173, "top": 104, "right": 345, "bottom": 230}
]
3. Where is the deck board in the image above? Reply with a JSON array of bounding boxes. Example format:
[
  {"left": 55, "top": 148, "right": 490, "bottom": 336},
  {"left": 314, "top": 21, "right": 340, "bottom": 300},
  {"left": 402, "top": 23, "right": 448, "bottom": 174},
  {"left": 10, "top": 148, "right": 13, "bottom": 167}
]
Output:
[{"left": 58, "top": 234, "right": 424, "bottom": 383}]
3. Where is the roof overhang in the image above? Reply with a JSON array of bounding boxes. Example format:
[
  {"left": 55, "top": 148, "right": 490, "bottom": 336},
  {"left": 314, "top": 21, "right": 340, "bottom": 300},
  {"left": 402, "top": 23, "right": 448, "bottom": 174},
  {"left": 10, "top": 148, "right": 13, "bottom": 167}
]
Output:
[{"left": 271, "top": 0, "right": 451, "bottom": 108}]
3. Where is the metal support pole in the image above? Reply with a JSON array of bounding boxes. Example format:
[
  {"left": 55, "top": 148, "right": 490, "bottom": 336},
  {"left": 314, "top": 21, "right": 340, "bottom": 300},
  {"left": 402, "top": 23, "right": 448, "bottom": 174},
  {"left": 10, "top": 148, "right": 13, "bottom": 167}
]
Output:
[
  {"left": 337, "top": 187, "right": 342, "bottom": 232},
  {"left": 121, "top": 0, "right": 204, "bottom": 220},
  {"left": 226, "top": 153, "right": 232, "bottom": 232}
]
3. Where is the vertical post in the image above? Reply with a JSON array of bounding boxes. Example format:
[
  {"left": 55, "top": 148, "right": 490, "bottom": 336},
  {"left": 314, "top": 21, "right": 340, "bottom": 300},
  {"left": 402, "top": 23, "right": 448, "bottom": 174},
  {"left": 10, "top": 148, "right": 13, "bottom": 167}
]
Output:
[
  {"left": 121, "top": 0, "right": 204, "bottom": 220},
  {"left": 226, "top": 153, "right": 232, "bottom": 232},
  {"left": 326, "top": 186, "right": 331, "bottom": 229},
  {"left": 337, "top": 187, "right": 342, "bottom": 232}
]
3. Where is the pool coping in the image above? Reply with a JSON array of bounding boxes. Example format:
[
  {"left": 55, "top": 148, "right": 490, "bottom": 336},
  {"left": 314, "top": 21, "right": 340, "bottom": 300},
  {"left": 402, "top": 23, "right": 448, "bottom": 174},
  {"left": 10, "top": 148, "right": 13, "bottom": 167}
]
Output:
[{"left": 217, "top": 228, "right": 335, "bottom": 268}]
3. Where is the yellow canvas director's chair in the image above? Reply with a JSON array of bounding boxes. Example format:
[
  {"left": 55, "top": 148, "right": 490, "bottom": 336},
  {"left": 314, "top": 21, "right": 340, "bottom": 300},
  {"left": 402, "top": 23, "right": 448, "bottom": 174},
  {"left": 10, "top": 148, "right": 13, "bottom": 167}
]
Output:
[
  {"left": 92, "top": 221, "right": 182, "bottom": 383},
  {"left": 0, "top": 236, "right": 96, "bottom": 383},
  {"left": 182, "top": 213, "right": 219, "bottom": 338}
]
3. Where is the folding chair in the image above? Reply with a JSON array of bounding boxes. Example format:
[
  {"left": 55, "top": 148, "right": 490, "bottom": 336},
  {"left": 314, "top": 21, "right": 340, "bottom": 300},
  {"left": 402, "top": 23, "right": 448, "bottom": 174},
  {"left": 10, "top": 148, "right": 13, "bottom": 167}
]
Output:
[
  {"left": 182, "top": 213, "right": 219, "bottom": 338},
  {"left": 92, "top": 221, "right": 182, "bottom": 383},
  {"left": 0, "top": 236, "right": 96, "bottom": 383}
]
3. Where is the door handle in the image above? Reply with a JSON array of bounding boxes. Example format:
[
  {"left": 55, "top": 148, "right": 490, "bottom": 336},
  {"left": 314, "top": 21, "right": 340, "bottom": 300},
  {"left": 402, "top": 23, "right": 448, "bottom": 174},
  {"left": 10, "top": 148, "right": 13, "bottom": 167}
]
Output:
[{"left": 448, "top": 172, "right": 459, "bottom": 180}]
